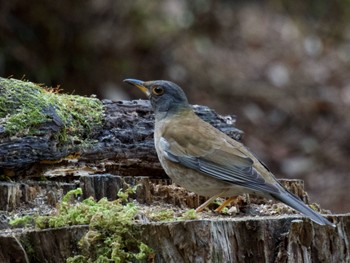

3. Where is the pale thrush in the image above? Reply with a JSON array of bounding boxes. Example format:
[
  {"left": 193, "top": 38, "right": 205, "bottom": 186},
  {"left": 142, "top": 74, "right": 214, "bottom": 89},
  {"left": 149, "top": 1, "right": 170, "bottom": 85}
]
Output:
[{"left": 124, "top": 78, "right": 334, "bottom": 226}]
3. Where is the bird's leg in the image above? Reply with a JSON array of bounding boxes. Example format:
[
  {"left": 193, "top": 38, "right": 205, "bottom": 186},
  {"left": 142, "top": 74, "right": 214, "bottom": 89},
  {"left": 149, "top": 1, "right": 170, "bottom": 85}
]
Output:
[
  {"left": 195, "top": 191, "right": 226, "bottom": 213},
  {"left": 215, "top": 196, "right": 237, "bottom": 213}
]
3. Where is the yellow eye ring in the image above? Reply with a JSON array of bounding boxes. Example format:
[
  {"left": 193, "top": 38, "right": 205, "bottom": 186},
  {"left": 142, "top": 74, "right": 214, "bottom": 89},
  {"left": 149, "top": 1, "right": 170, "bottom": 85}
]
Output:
[{"left": 152, "top": 86, "right": 164, "bottom": 96}]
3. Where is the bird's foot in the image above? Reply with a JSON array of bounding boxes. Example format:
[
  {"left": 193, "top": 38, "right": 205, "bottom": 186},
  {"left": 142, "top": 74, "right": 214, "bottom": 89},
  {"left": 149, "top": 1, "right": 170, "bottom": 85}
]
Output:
[
  {"left": 215, "top": 196, "right": 237, "bottom": 213},
  {"left": 195, "top": 191, "right": 226, "bottom": 212}
]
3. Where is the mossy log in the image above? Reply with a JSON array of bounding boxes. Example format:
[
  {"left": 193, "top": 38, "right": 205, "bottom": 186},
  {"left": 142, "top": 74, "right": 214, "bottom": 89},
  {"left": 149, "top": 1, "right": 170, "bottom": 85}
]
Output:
[{"left": 0, "top": 77, "right": 242, "bottom": 177}]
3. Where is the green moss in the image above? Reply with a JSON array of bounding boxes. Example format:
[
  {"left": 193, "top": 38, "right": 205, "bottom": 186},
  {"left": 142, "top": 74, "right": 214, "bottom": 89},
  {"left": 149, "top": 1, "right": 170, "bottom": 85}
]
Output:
[
  {"left": 0, "top": 78, "right": 103, "bottom": 144},
  {"left": 148, "top": 208, "right": 175, "bottom": 222},
  {"left": 0, "top": 175, "right": 11, "bottom": 181},
  {"left": 9, "top": 215, "right": 34, "bottom": 227},
  {"left": 34, "top": 187, "right": 153, "bottom": 262},
  {"left": 179, "top": 209, "right": 198, "bottom": 220},
  {"left": 219, "top": 207, "right": 230, "bottom": 214},
  {"left": 147, "top": 208, "right": 198, "bottom": 222},
  {"left": 11, "top": 184, "right": 203, "bottom": 262}
]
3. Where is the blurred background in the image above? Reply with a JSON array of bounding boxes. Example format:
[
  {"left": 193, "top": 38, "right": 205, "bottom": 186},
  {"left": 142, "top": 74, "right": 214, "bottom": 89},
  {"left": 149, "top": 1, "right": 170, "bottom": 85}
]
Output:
[{"left": 1, "top": 0, "right": 349, "bottom": 213}]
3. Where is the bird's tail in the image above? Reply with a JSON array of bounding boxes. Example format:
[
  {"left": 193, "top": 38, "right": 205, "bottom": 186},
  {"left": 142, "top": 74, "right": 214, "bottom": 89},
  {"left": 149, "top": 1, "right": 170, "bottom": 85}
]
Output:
[{"left": 272, "top": 190, "right": 335, "bottom": 227}]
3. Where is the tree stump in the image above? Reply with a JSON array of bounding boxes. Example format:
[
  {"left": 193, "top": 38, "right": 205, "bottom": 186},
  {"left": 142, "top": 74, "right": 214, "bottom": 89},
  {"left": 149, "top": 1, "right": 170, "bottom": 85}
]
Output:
[{"left": 0, "top": 214, "right": 348, "bottom": 263}]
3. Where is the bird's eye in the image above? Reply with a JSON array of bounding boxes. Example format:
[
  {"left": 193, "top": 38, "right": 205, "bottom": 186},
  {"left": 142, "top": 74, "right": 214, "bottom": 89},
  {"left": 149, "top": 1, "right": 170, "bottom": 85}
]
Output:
[{"left": 152, "top": 86, "right": 164, "bottom": 96}]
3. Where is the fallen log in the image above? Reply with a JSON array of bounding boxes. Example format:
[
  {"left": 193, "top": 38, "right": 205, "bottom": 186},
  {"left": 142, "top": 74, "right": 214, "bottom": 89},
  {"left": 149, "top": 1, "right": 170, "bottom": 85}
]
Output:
[{"left": 0, "top": 77, "right": 242, "bottom": 178}]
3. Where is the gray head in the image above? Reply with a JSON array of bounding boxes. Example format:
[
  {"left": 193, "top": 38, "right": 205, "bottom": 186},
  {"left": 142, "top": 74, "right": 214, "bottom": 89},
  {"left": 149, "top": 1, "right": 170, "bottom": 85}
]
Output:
[{"left": 123, "top": 79, "right": 191, "bottom": 119}]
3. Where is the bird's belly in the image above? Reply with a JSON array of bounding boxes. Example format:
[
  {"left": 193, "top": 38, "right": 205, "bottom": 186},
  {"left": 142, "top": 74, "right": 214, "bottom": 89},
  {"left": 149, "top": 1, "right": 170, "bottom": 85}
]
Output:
[{"left": 157, "top": 154, "right": 251, "bottom": 198}]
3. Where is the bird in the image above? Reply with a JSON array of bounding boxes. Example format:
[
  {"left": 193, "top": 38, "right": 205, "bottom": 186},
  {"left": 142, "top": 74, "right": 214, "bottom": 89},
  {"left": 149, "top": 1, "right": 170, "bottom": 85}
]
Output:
[{"left": 123, "top": 78, "right": 334, "bottom": 226}]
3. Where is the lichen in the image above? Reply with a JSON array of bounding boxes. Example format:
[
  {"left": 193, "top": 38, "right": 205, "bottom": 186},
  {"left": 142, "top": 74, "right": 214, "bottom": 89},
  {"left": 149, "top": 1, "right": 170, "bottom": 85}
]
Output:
[{"left": 0, "top": 77, "right": 103, "bottom": 144}]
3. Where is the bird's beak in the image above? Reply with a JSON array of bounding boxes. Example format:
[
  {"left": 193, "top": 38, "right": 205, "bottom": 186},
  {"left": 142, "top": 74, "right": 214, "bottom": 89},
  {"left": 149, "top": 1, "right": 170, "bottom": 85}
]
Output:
[{"left": 123, "top": 79, "right": 150, "bottom": 96}]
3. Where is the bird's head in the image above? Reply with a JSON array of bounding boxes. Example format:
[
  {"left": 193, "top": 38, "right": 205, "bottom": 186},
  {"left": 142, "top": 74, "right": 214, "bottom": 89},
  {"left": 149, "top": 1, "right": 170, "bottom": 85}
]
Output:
[{"left": 124, "top": 79, "right": 191, "bottom": 119}]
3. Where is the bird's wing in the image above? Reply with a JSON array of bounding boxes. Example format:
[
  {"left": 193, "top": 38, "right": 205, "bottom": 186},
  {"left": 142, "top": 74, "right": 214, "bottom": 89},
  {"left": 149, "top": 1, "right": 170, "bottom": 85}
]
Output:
[{"left": 159, "top": 121, "right": 280, "bottom": 195}]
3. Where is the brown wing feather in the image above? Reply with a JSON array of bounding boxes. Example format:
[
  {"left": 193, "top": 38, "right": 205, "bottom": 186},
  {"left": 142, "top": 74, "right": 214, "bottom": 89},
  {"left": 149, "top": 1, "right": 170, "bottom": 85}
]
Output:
[{"left": 158, "top": 111, "right": 280, "bottom": 194}]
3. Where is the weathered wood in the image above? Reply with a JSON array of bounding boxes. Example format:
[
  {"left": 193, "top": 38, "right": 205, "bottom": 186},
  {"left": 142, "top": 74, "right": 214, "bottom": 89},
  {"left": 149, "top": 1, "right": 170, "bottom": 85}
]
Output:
[
  {"left": 0, "top": 215, "right": 348, "bottom": 263},
  {"left": 0, "top": 181, "right": 77, "bottom": 213},
  {"left": 0, "top": 99, "right": 242, "bottom": 178},
  {"left": 0, "top": 182, "right": 21, "bottom": 212},
  {"left": 19, "top": 226, "right": 88, "bottom": 263},
  {"left": 0, "top": 175, "right": 308, "bottom": 214},
  {"left": 0, "top": 234, "right": 29, "bottom": 263},
  {"left": 0, "top": 170, "right": 345, "bottom": 263},
  {"left": 140, "top": 215, "right": 348, "bottom": 263}
]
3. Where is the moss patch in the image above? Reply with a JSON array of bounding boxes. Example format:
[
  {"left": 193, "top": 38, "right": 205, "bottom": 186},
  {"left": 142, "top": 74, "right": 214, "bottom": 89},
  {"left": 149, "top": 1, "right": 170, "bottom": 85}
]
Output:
[
  {"left": 147, "top": 208, "right": 175, "bottom": 222},
  {"left": 0, "top": 78, "right": 103, "bottom": 143},
  {"left": 145, "top": 207, "right": 198, "bottom": 222},
  {"left": 9, "top": 185, "right": 205, "bottom": 262},
  {"left": 9, "top": 215, "right": 34, "bottom": 227},
  {"left": 32, "top": 187, "right": 153, "bottom": 262}
]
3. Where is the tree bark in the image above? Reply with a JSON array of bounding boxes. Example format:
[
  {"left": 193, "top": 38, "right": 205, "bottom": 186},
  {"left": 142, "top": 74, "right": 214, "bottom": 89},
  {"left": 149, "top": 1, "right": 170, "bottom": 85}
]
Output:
[
  {"left": 1, "top": 97, "right": 242, "bottom": 178},
  {"left": 1, "top": 215, "right": 348, "bottom": 263},
  {"left": 140, "top": 215, "right": 348, "bottom": 263},
  {"left": 0, "top": 175, "right": 308, "bottom": 214}
]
